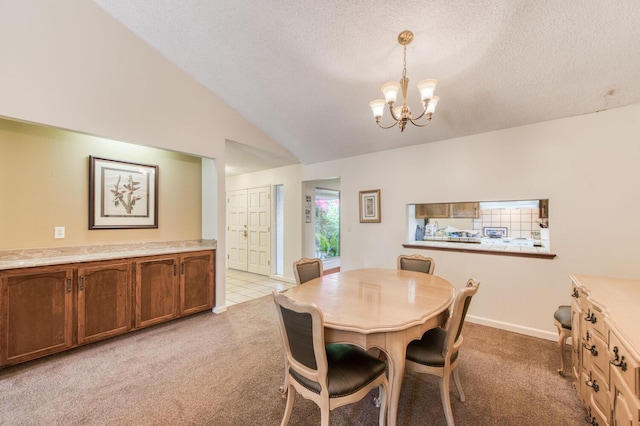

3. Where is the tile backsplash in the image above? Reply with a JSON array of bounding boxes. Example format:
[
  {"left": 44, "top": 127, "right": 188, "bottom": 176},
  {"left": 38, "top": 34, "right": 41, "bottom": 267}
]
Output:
[{"left": 472, "top": 208, "right": 545, "bottom": 239}]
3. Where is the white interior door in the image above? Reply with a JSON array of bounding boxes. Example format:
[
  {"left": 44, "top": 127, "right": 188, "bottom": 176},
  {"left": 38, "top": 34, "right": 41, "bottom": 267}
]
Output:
[
  {"left": 227, "top": 189, "right": 248, "bottom": 271},
  {"left": 247, "top": 186, "right": 271, "bottom": 275}
]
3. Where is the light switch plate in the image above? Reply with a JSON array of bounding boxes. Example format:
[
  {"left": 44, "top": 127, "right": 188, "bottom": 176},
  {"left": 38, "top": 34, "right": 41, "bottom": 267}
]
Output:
[{"left": 54, "top": 226, "right": 65, "bottom": 239}]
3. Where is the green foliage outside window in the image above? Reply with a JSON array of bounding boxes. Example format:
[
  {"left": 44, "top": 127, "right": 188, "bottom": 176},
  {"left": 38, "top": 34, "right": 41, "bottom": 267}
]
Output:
[{"left": 315, "top": 198, "right": 340, "bottom": 259}]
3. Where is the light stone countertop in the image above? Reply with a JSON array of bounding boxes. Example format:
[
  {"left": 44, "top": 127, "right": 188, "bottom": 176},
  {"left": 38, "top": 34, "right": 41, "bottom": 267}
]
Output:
[
  {"left": 407, "top": 239, "right": 551, "bottom": 254},
  {"left": 0, "top": 239, "right": 216, "bottom": 270}
]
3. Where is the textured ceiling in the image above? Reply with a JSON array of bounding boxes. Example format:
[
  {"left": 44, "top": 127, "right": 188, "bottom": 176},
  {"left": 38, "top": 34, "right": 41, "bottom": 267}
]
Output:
[{"left": 92, "top": 1, "right": 640, "bottom": 173}]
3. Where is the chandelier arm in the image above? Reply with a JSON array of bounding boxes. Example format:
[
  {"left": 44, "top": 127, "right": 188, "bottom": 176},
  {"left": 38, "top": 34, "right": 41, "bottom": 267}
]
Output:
[
  {"left": 388, "top": 103, "right": 400, "bottom": 121},
  {"left": 409, "top": 104, "right": 428, "bottom": 122},
  {"left": 375, "top": 119, "right": 399, "bottom": 130},
  {"left": 407, "top": 114, "right": 433, "bottom": 127}
]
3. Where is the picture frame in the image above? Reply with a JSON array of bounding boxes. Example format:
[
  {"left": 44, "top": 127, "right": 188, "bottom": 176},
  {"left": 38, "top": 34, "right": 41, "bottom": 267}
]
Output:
[
  {"left": 359, "top": 189, "right": 381, "bottom": 223},
  {"left": 305, "top": 195, "right": 312, "bottom": 223},
  {"left": 89, "top": 156, "right": 158, "bottom": 229}
]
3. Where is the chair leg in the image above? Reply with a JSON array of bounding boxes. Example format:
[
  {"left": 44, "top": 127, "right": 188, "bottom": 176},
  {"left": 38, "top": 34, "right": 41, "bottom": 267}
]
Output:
[
  {"left": 452, "top": 367, "right": 466, "bottom": 402},
  {"left": 557, "top": 327, "right": 570, "bottom": 375},
  {"left": 377, "top": 383, "right": 387, "bottom": 426},
  {"left": 280, "top": 385, "right": 295, "bottom": 426},
  {"left": 320, "top": 405, "right": 330, "bottom": 426},
  {"left": 439, "top": 374, "right": 455, "bottom": 426}
]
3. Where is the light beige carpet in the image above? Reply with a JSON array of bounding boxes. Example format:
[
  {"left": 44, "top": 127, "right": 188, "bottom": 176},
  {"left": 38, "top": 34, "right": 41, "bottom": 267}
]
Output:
[{"left": 0, "top": 295, "right": 584, "bottom": 425}]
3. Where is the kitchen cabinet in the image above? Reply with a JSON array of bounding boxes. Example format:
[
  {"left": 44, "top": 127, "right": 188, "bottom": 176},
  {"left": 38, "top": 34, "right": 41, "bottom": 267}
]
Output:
[
  {"left": 539, "top": 199, "right": 549, "bottom": 218},
  {"left": 77, "top": 261, "right": 131, "bottom": 344},
  {"left": 180, "top": 251, "right": 215, "bottom": 315},
  {"left": 134, "top": 250, "right": 215, "bottom": 328},
  {"left": 416, "top": 203, "right": 450, "bottom": 218},
  {"left": 135, "top": 256, "right": 178, "bottom": 328},
  {"left": 415, "top": 202, "right": 479, "bottom": 219},
  {"left": 570, "top": 275, "right": 640, "bottom": 426},
  {"left": 0, "top": 248, "right": 215, "bottom": 367},
  {"left": 0, "top": 266, "right": 74, "bottom": 366},
  {"left": 450, "top": 202, "right": 479, "bottom": 218}
]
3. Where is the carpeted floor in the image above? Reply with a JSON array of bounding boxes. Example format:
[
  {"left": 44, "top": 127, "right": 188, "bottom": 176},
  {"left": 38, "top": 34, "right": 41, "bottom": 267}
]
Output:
[{"left": 0, "top": 295, "right": 585, "bottom": 425}]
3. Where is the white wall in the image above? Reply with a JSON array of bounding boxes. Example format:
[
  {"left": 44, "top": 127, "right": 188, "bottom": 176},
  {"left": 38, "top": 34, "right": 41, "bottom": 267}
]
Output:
[{"left": 232, "top": 103, "right": 640, "bottom": 340}]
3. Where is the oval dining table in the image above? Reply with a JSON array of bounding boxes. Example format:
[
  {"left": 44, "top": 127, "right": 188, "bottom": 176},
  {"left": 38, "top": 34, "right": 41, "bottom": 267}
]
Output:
[{"left": 283, "top": 268, "right": 455, "bottom": 426}]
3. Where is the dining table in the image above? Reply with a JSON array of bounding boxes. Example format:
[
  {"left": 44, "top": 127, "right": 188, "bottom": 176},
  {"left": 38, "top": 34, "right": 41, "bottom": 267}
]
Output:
[{"left": 283, "top": 268, "right": 455, "bottom": 426}]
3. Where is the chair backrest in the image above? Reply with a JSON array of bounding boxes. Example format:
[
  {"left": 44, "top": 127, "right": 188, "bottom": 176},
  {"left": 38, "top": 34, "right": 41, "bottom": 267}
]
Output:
[
  {"left": 442, "top": 279, "right": 480, "bottom": 358},
  {"left": 293, "top": 257, "right": 323, "bottom": 285},
  {"left": 397, "top": 254, "right": 435, "bottom": 274},
  {"left": 272, "top": 291, "right": 328, "bottom": 385}
]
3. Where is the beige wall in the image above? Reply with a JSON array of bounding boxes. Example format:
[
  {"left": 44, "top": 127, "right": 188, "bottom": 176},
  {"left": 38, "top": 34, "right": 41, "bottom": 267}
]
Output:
[
  {"left": 0, "top": 119, "right": 202, "bottom": 250},
  {"left": 228, "top": 103, "right": 640, "bottom": 340}
]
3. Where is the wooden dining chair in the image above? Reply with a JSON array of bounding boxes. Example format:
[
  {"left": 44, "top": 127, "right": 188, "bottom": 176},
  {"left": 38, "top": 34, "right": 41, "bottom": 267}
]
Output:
[
  {"left": 272, "top": 291, "right": 388, "bottom": 426},
  {"left": 397, "top": 254, "right": 435, "bottom": 274},
  {"left": 405, "top": 279, "right": 480, "bottom": 426},
  {"left": 293, "top": 257, "right": 323, "bottom": 285}
]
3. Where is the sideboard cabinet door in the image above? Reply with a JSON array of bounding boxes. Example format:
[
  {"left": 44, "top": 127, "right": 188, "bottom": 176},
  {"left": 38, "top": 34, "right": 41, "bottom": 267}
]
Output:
[
  {"left": 77, "top": 261, "right": 131, "bottom": 344},
  {"left": 134, "top": 257, "right": 178, "bottom": 329},
  {"left": 179, "top": 251, "right": 215, "bottom": 315},
  {"left": 0, "top": 267, "right": 74, "bottom": 365}
]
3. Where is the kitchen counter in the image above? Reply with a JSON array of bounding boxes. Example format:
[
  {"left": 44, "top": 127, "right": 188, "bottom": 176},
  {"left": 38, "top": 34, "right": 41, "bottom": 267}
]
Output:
[
  {"left": 403, "top": 239, "right": 555, "bottom": 259},
  {"left": 0, "top": 239, "right": 217, "bottom": 270}
]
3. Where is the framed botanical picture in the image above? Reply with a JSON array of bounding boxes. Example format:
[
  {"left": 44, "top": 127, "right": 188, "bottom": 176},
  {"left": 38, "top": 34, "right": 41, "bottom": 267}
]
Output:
[
  {"left": 89, "top": 156, "right": 158, "bottom": 229},
  {"left": 305, "top": 195, "right": 312, "bottom": 223},
  {"left": 359, "top": 189, "right": 381, "bottom": 223}
]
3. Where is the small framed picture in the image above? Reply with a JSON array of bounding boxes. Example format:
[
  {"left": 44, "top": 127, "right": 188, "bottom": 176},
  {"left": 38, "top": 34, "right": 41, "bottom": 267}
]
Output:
[
  {"left": 305, "top": 195, "right": 312, "bottom": 223},
  {"left": 359, "top": 189, "right": 381, "bottom": 223},
  {"left": 89, "top": 156, "right": 158, "bottom": 229}
]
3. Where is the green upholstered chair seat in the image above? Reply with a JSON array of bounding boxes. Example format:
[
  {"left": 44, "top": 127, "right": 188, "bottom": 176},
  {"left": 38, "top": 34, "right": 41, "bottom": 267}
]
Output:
[
  {"left": 289, "top": 343, "right": 387, "bottom": 397},
  {"left": 406, "top": 327, "right": 459, "bottom": 367}
]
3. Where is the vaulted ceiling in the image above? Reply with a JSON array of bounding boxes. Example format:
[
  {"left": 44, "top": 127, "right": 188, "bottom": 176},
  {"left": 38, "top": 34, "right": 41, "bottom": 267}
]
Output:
[{"left": 93, "top": 1, "right": 640, "bottom": 174}]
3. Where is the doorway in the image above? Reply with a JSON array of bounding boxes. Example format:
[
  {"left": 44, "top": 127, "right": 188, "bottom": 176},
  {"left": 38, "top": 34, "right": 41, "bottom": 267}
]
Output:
[{"left": 226, "top": 186, "right": 271, "bottom": 275}]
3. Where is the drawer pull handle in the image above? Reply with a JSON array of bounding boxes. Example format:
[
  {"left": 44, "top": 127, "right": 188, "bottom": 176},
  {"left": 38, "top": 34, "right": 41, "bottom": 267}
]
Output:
[
  {"left": 585, "top": 407, "right": 599, "bottom": 426},
  {"left": 585, "top": 371, "right": 599, "bottom": 393},
  {"left": 610, "top": 346, "right": 628, "bottom": 372},
  {"left": 582, "top": 341, "right": 598, "bottom": 357},
  {"left": 571, "top": 288, "right": 579, "bottom": 298},
  {"left": 584, "top": 309, "right": 597, "bottom": 324}
]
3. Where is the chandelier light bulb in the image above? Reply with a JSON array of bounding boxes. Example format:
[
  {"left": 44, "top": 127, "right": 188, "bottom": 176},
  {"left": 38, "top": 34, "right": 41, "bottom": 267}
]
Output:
[
  {"left": 417, "top": 79, "right": 438, "bottom": 102},
  {"left": 381, "top": 82, "right": 401, "bottom": 104},
  {"left": 369, "top": 99, "right": 386, "bottom": 118}
]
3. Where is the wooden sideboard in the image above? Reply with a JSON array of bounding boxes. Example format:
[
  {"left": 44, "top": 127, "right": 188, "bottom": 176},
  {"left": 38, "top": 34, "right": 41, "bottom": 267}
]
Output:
[
  {"left": 0, "top": 247, "right": 215, "bottom": 367},
  {"left": 570, "top": 275, "right": 640, "bottom": 425}
]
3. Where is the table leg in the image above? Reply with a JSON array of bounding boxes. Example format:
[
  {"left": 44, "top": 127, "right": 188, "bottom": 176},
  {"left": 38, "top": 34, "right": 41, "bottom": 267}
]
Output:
[{"left": 384, "top": 334, "right": 408, "bottom": 426}]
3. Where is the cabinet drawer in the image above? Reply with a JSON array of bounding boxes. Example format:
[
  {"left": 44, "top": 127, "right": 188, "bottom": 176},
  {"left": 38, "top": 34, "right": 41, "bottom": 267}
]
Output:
[
  {"left": 583, "top": 304, "right": 606, "bottom": 342},
  {"left": 609, "top": 332, "right": 640, "bottom": 399},
  {"left": 572, "top": 283, "right": 589, "bottom": 312},
  {"left": 583, "top": 368, "right": 609, "bottom": 418},
  {"left": 582, "top": 327, "right": 609, "bottom": 382}
]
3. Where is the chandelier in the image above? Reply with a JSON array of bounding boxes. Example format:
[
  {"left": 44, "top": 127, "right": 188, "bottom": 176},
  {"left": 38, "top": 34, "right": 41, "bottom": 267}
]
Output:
[{"left": 369, "top": 30, "right": 439, "bottom": 132}]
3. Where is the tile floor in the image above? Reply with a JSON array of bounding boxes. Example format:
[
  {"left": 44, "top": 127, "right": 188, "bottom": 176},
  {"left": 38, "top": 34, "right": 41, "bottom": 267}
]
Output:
[{"left": 225, "top": 269, "right": 296, "bottom": 307}]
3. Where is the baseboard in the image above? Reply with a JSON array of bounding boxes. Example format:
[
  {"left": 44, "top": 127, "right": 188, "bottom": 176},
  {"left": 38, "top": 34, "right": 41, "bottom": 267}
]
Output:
[
  {"left": 269, "top": 274, "right": 296, "bottom": 284},
  {"left": 212, "top": 306, "right": 227, "bottom": 314},
  {"left": 466, "top": 315, "right": 558, "bottom": 342}
]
